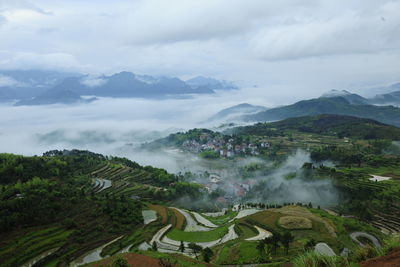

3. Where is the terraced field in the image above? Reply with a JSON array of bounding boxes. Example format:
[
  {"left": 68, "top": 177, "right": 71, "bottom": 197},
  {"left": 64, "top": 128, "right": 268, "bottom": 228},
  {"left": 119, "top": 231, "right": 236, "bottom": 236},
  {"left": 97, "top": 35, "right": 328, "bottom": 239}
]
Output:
[{"left": 0, "top": 227, "right": 73, "bottom": 267}]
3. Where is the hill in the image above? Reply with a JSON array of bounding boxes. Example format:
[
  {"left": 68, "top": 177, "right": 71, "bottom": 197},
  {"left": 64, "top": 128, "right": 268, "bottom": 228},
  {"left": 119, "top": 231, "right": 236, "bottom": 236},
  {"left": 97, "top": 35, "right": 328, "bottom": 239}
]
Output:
[
  {"left": 243, "top": 97, "right": 400, "bottom": 127},
  {"left": 321, "top": 90, "right": 369, "bottom": 105},
  {"left": 0, "top": 150, "right": 204, "bottom": 267},
  {"left": 209, "top": 103, "right": 268, "bottom": 122},
  {"left": 370, "top": 90, "right": 400, "bottom": 106},
  {"left": 233, "top": 114, "right": 400, "bottom": 140}
]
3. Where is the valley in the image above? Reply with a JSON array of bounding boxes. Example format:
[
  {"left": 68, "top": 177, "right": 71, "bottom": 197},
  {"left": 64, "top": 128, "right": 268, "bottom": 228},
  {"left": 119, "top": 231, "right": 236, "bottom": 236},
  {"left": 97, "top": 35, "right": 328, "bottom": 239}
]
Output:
[{"left": 1, "top": 114, "right": 400, "bottom": 267}]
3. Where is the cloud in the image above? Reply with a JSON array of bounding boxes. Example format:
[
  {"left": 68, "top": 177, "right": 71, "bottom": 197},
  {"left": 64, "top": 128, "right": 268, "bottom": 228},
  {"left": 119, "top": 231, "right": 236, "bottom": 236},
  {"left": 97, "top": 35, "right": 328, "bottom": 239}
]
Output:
[
  {"left": 0, "top": 0, "right": 399, "bottom": 98},
  {"left": 0, "top": 75, "right": 22, "bottom": 87},
  {"left": 80, "top": 75, "right": 107, "bottom": 87},
  {"left": 0, "top": 0, "right": 51, "bottom": 15},
  {"left": 0, "top": 52, "right": 89, "bottom": 72},
  {"left": 249, "top": 1, "right": 400, "bottom": 60}
]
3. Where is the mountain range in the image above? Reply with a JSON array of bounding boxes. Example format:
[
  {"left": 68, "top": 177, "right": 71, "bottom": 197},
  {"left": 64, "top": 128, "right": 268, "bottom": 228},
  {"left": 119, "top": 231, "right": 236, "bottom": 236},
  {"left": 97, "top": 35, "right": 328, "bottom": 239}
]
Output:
[{"left": 0, "top": 70, "right": 237, "bottom": 105}]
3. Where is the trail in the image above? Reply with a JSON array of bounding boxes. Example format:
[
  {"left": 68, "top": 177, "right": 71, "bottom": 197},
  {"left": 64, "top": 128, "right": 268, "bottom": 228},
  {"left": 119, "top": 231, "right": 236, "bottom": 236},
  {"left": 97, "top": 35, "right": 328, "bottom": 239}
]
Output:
[{"left": 245, "top": 226, "right": 272, "bottom": 241}]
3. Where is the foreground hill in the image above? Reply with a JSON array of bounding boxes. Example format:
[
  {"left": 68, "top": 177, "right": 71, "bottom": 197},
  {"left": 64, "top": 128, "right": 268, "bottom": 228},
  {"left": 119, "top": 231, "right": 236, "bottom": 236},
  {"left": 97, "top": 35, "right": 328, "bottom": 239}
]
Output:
[
  {"left": 0, "top": 150, "right": 203, "bottom": 267},
  {"left": 243, "top": 97, "right": 400, "bottom": 127},
  {"left": 233, "top": 114, "right": 400, "bottom": 140}
]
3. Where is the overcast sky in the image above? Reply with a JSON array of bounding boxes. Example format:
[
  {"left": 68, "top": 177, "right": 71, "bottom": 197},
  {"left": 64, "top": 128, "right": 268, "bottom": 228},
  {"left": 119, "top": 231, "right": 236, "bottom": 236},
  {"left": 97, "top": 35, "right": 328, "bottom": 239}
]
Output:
[{"left": 1, "top": 0, "right": 400, "bottom": 99}]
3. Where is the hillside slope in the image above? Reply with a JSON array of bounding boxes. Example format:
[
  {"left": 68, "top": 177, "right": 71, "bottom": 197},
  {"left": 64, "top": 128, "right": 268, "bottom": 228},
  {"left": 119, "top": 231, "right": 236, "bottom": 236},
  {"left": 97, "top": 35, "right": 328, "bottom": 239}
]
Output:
[
  {"left": 233, "top": 114, "right": 400, "bottom": 140},
  {"left": 243, "top": 97, "right": 400, "bottom": 127}
]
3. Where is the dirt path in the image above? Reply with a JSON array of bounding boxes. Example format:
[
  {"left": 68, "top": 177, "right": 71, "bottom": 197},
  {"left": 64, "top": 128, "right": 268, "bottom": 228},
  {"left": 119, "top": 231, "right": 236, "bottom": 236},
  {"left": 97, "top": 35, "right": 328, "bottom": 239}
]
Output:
[
  {"left": 361, "top": 248, "right": 400, "bottom": 267},
  {"left": 245, "top": 226, "right": 272, "bottom": 241},
  {"left": 350, "top": 232, "right": 381, "bottom": 248}
]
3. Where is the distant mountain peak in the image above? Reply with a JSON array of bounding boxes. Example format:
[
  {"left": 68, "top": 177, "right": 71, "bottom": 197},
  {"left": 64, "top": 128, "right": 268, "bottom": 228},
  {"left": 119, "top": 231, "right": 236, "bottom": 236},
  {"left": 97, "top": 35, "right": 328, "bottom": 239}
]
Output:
[
  {"left": 321, "top": 89, "right": 352, "bottom": 98},
  {"left": 186, "top": 76, "right": 237, "bottom": 90}
]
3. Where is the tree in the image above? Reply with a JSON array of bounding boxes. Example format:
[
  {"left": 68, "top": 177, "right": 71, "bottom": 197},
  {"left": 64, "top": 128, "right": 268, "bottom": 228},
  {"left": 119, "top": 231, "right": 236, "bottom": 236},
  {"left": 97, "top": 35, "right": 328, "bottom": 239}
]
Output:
[
  {"left": 281, "top": 232, "right": 294, "bottom": 255},
  {"left": 179, "top": 240, "right": 185, "bottom": 252},
  {"left": 202, "top": 247, "right": 214, "bottom": 263},
  {"left": 267, "top": 233, "right": 281, "bottom": 255},
  {"left": 112, "top": 257, "right": 130, "bottom": 267},
  {"left": 256, "top": 239, "right": 266, "bottom": 259},
  {"left": 152, "top": 241, "right": 158, "bottom": 251},
  {"left": 188, "top": 243, "right": 202, "bottom": 259}
]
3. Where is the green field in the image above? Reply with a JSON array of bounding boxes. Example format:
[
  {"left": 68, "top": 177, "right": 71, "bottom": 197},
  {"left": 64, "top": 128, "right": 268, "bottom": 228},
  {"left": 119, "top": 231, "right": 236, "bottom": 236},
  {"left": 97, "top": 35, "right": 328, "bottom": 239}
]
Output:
[
  {"left": 203, "top": 211, "right": 238, "bottom": 225},
  {"left": 166, "top": 225, "right": 230, "bottom": 242}
]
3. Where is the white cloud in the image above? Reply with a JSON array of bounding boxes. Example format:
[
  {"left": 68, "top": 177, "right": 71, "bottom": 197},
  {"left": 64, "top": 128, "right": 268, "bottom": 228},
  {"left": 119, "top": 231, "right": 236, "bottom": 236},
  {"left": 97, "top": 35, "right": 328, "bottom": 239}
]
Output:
[
  {"left": 0, "top": 75, "right": 22, "bottom": 87},
  {"left": 80, "top": 75, "right": 107, "bottom": 87},
  {"left": 0, "top": 51, "right": 89, "bottom": 72},
  {"left": 0, "top": 0, "right": 399, "bottom": 97},
  {"left": 249, "top": 2, "right": 400, "bottom": 60}
]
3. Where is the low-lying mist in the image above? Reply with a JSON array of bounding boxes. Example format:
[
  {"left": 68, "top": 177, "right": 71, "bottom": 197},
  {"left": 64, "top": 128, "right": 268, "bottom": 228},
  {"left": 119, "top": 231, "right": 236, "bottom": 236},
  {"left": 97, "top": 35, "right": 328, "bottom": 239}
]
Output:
[{"left": 243, "top": 150, "right": 338, "bottom": 207}]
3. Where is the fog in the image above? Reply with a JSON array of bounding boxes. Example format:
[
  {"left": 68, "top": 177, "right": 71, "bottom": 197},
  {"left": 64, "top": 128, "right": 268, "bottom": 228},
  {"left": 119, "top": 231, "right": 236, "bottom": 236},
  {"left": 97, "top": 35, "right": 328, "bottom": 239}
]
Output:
[
  {"left": 0, "top": 90, "right": 273, "bottom": 170},
  {"left": 242, "top": 150, "right": 338, "bottom": 207}
]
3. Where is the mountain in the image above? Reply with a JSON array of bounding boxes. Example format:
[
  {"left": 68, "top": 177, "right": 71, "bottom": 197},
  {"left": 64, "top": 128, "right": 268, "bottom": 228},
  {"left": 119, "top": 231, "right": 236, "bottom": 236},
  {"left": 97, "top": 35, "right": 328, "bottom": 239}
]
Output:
[
  {"left": 6, "top": 71, "right": 237, "bottom": 105},
  {"left": 320, "top": 90, "right": 369, "bottom": 105},
  {"left": 209, "top": 103, "right": 268, "bottom": 122},
  {"left": 14, "top": 88, "right": 96, "bottom": 106},
  {"left": 363, "top": 82, "right": 400, "bottom": 96},
  {"left": 370, "top": 90, "right": 400, "bottom": 106},
  {"left": 186, "top": 76, "right": 237, "bottom": 90},
  {"left": 243, "top": 96, "right": 400, "bottom": 127},
  {"left": 0, "top": 70, "right": 78, "bottom": 102},
  {"left": 233, "top": 114, "right": 400, "bottom": 140}
]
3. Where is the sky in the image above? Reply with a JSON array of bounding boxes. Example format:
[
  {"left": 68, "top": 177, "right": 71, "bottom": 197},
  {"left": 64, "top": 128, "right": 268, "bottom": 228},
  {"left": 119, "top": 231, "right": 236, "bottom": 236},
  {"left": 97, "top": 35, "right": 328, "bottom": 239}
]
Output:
[
  {"left": 1, "top": 0, "right": 400, "bottom": 161},
  {"left": 1, "top": 0, "right": 400, "bottom": 100}
]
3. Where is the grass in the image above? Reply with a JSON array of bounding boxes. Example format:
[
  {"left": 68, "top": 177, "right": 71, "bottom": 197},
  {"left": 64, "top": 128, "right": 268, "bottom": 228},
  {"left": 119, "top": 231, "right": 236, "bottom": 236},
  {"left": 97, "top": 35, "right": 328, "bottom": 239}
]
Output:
[
  {"left": 236, "top": 223, "right": 258, "bottom": 239},
  {"left": 292, "top": 251, "right": 352, "bottom": 267},
  {"left": 214, "top": 241, "right": 261, "bottom": 264},
  {"left": 278, "top": 216, "right": 312, "bottom": 230},
  {"left": 166, "top": 225, "right": 229, "bottom": 243},
  {"left": 309, "top": 208, "right": 383, "bottom": 250},
  {"left": 203, "top": 210, "right": 238, "bottom": 225}
]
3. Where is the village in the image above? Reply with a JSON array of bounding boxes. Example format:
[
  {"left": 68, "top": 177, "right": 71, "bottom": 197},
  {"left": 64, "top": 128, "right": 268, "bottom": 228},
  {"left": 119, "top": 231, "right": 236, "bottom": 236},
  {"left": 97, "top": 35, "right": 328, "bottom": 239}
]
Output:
[{"left": 181, "top": 132, "right": 271, "bottom": 158}]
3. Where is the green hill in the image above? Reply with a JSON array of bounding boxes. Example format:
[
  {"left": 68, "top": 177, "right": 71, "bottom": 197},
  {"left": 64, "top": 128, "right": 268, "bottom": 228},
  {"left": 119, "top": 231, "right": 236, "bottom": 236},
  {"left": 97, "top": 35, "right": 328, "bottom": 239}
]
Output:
[
  {"left": 0, "top": 150, "right": 203, "bottom": 267},
  {"left": 233, "top": 114, "right": 400, "bottom": 140},
  {"left": 244, "top": 97, "right": 400, "bottom": 127}
]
